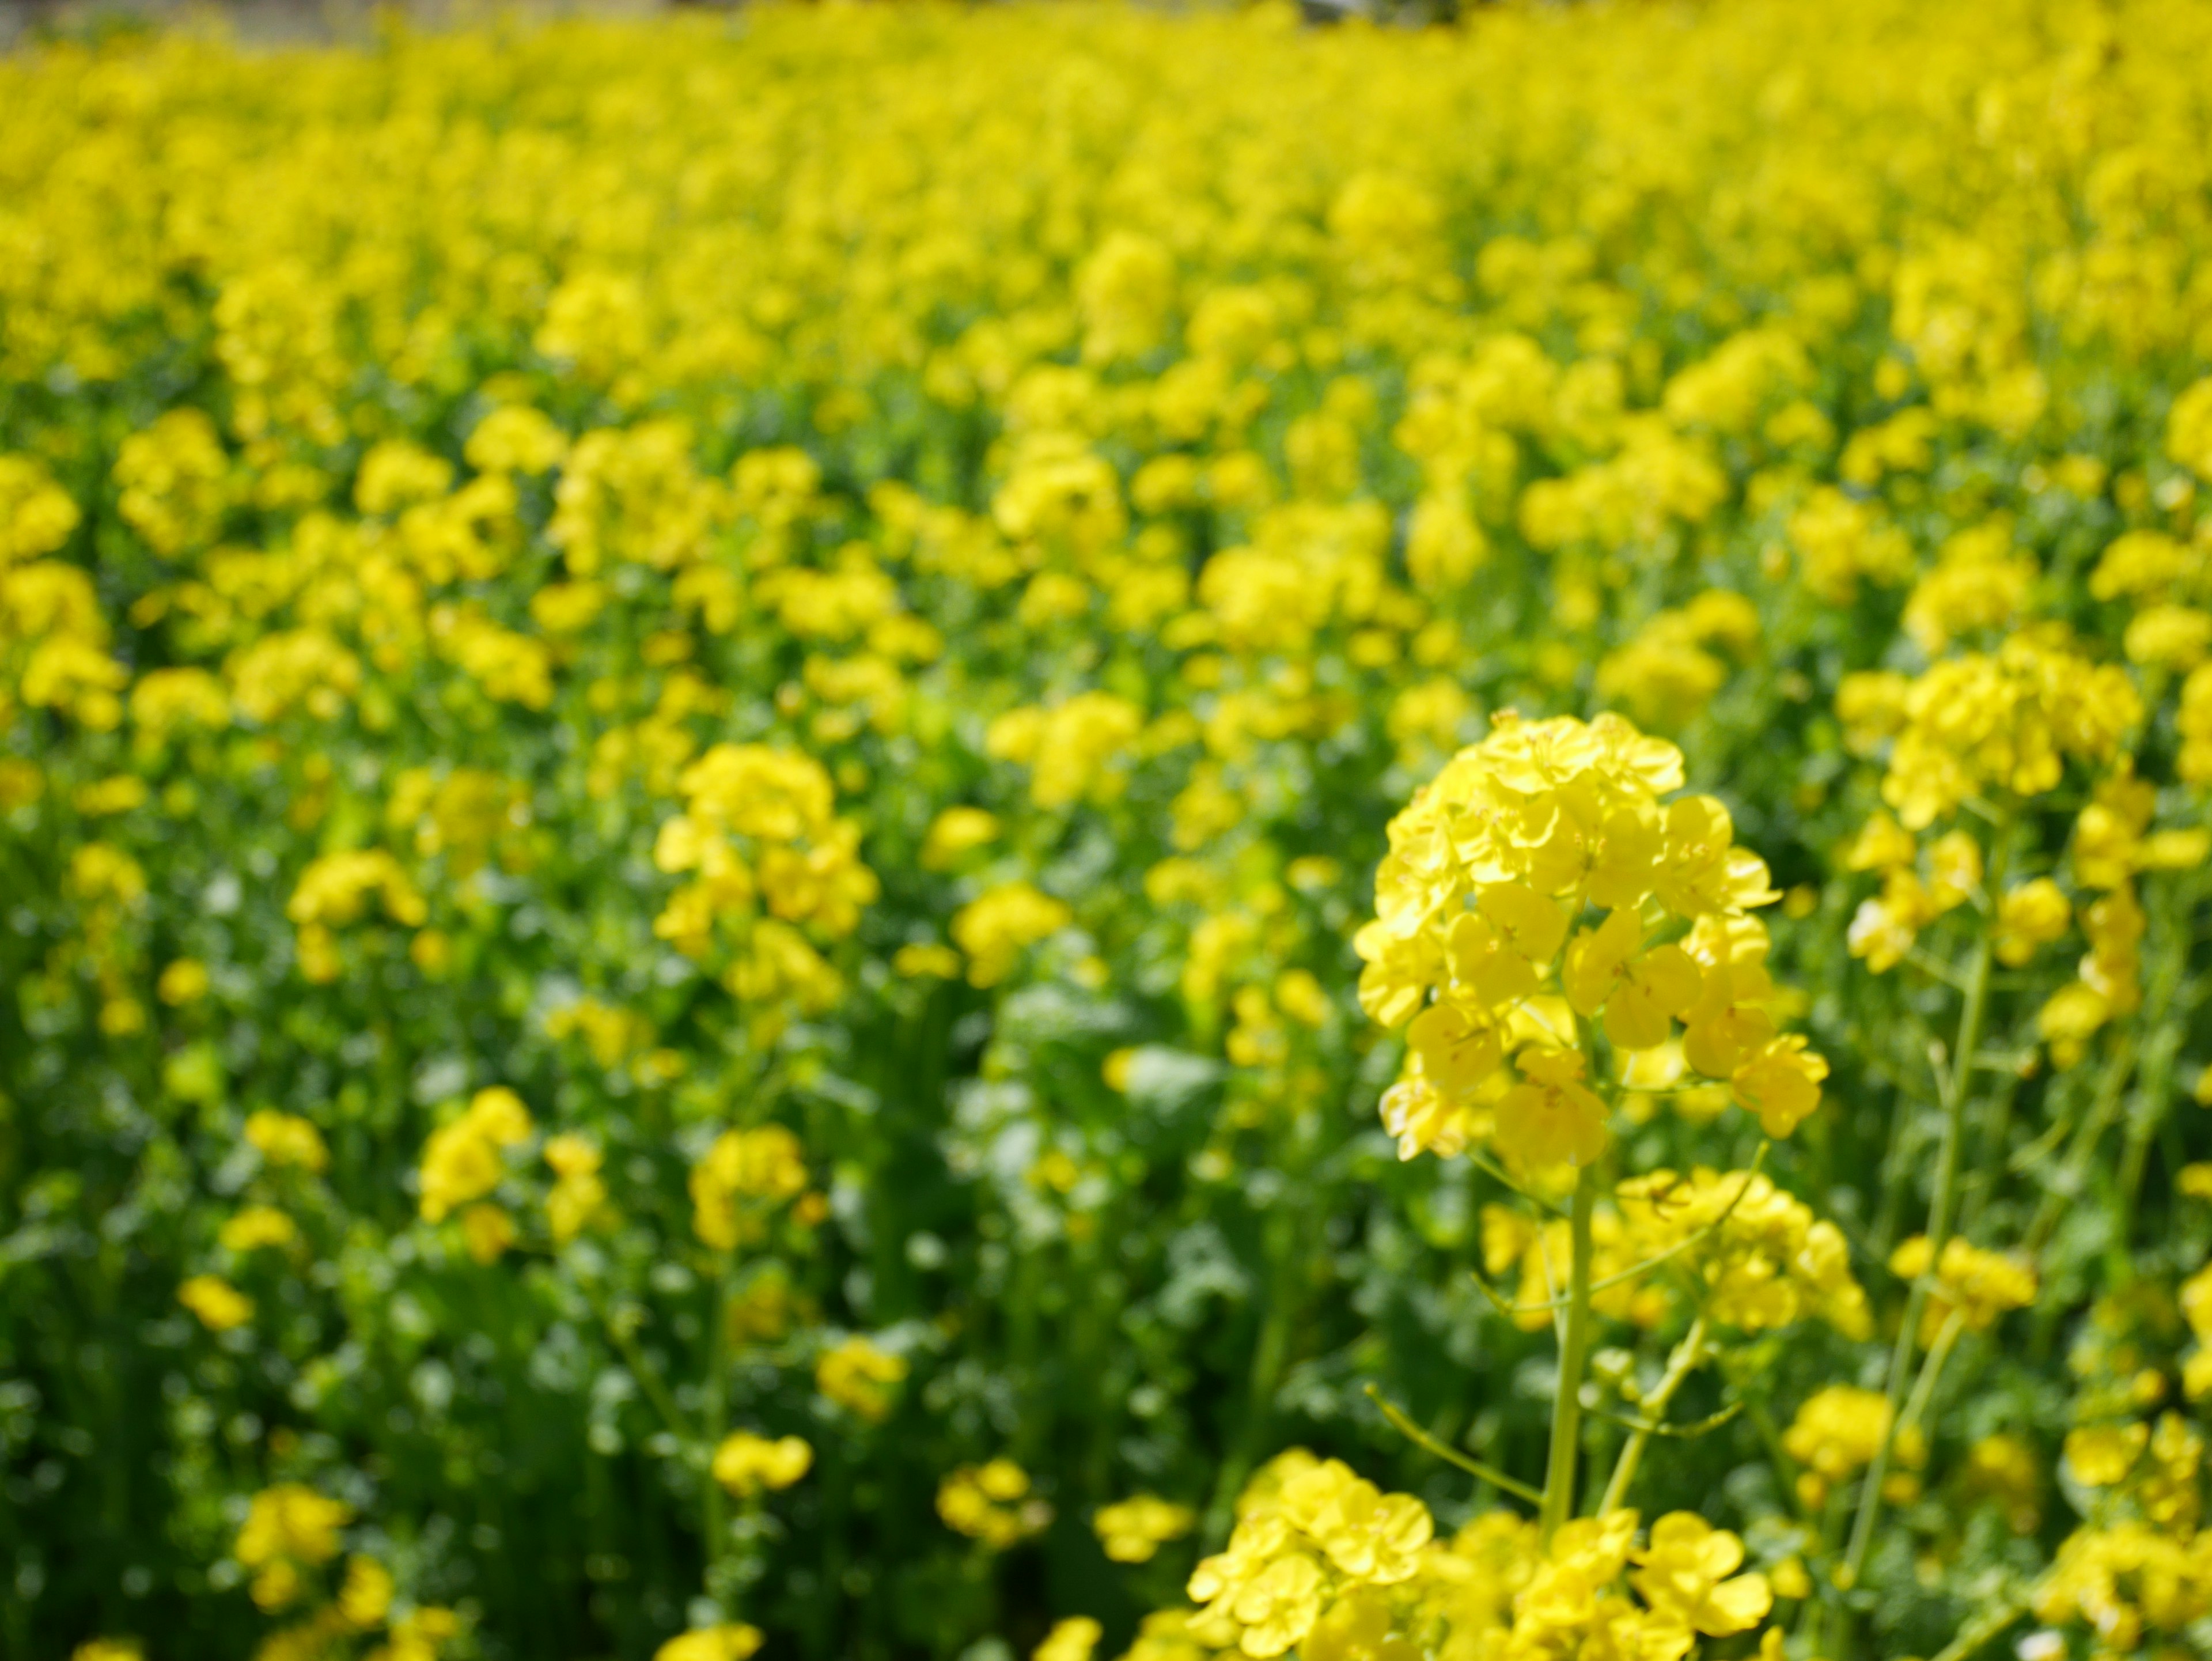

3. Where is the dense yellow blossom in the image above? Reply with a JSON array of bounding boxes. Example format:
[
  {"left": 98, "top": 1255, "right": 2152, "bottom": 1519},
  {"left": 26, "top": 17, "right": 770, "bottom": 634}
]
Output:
[
  {"left": 1615, "top": 1168, "right": 1870, "bottom": 1338},
  {"left": 1888, "top": 1234, "right": 2038, "bottom": 1343},
  {"left": 1360, "top": 712, "right": 1820, "bottom": 1170},
  {"left": 939, "top": 1460, "right": 1052, "bottom": 1551},
  {"left": 654, "top": 1626, "right": 763, "bottom": 1661},
  {"left": 179, "top": 1273, "right": 254, "bottom": 1332},
  {"left": 416, "top": 1087, "right": 533, "bottom": 1226},
  {"left": 1095, "top": 1494, "right": 1199, "bottom": 1565},
  {"left": 712, "top": 1432, "right": 813, "bottom": 1497},
  {"left": 691, "top": 1125, "right": 808, "bottom": 1250},
  {"left": 816, "top": 1335, "right": 908, "bottom": 1423}
]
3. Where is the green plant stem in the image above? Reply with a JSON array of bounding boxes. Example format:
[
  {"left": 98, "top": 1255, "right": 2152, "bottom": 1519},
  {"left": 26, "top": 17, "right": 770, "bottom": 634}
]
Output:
[
  {"left": 2025, "top": 1030, "right": 2137, "bottom": 1255},
  {"left": 1928, "top": 1594, "right": 2026, "bottom": 1661},
  {"left": 1842, "top": 834, "right": 2002, "bottom": 1596},
  {"left": 1204, "top": 1178, "right": 1305, "bottom": 1542},
  {"left": 703, "top": 1248, "right": 734, "bottom": 1596},
  {"left": 1365, "top": 1384, "right": 1543, "bottom": 1504},
  {"left": 1599, "top": 1311, "right": 1707, "bottom": 1515},
  {"left": 1958, "top": 1068, "right": 2022, "bottom": 1239},
  {"left": 595, "top": 1297, "right": 693, "bottom": 1448},
  {"left": 1539, "top": 1164, "right": 1597, "bottom": 1543},
  {"left": 1896, "top": 1307, "right": 1967, "bottom": 1444}
]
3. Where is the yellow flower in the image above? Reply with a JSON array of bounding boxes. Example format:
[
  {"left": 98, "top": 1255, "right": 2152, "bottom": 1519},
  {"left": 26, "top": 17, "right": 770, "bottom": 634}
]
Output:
[
  {"left": 691, "top": 1125, "right": 808, "bottom": 1248},
  {"left": 237, "top": 1484, "right": 350, "bottom": 1572},
  {"left": 157, "top": 958, "right": 211, "bottom": 1006},
  {"left": 816, "top": 1335, "right": 908, "bottom": 1422},
  {"left": 1032, "top": 1615, "right": 1103, "bottom": 1661},
  {"left": 459, "top": 1204, "right": 516, "bottom": 1265},
  {"left": 1363, "top": 712, "right": 1812, "bottom": 1174},
  {"left": 1869, "top": 637, "right": 2141, "bottom": 831},
  {"left": 1729, "top": 1035, "right": 1830, "bottom": 1138},
  {"left": 986, "top": 691, "right": 1144, "bottom": 810},
  {"left": 245, "top": 1111, "right": 329, "bottom": 1172},
  {"left": 1783, "top": 1386, "right": 1896, "bottom": 1507},
  {"left": 1889, "top": 1235, "right": 2037, "bottom": 1341},
  {"left": 952, "top": 881, "right": 1073, "bottom": 988},
  {"left": 418, "top": 1088, "right": 534, "bottom": 1224},
  {"left": 938, "top": 1460, "right": 1052, "bottom": 1550},
  {"left": 1994, "top": 878, "right": 2071, "bottom": 967},
  {"left": 892, "top": 942, "right": 963, "bottom": 979},
  {"left": 1615, "top": 1168, "right": 1869, "bottom": 1337},
  {"left": 543, "top": 1134, "right": 606, "bottom": 1244},
  {"left": 337, "top": 1556, "right": 395, "bottom": 1628},
  {"left": 218, "top": 1206, "right": 298, "bottom": 1254},
  {"left": 712, "top": 1432, "right": 813, "bottom": 1496},
  {"left": 653, "top": 1625, "right": 763, "bottom": 1661},
  {"left": 1095, "top": 1494, "right": 1198, "bottom": 1564},
  {"left": 179, "top": 1275, "right": 253, "bottom": 1331},
  {"left": 1495, "top": 1045, "right": 1611, "bottom": 1170},
  {"left": 921, "top": 805, "right": 1001, "bottom": 869},
  {"left": 1562, "top": 909, "right": 1701, "bottom": 1051},
  {"left": 1628, "top": 1513, "right": 1772, "bottom": 1637},
  {"left": 0, "top": 453, "right": 81, "bottom": 564},
  {"left": 2063, "top": 1422, "right": 2149, "bottom": 1488}
]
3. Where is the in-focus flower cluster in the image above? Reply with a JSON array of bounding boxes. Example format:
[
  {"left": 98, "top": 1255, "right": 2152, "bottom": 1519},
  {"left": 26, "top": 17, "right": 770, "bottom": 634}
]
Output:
[{"left": 1360, "top": 712, "right": 1823, "bottom": 1171}]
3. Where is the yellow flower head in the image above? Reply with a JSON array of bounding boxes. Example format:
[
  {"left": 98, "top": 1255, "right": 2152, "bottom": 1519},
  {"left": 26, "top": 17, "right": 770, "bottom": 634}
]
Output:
[
  {"left": 179, "top": 1274, "right": 254, "bottom": 1332},
  {"left": 1359, "top": 711, "right": 1815, "bottom": 1170},
  {"left": 1095, "top": 1494, "right": 1199, "bottom": 1564},
  {"left": 691, "top": 1124, "right": 808, "bottom": 1249},
  {"left": 653, "top": 1625, "right": 763, "bottom": 1661},
  {"left": 712, "top": 1431, "right": 814, "bottom": 1497},
  {"left": 938, "top": 1459, "right": 1052, "bottom": 1550},
  {"left": 816, "top": 1335, "right": 908, "bottom": 1422},
  {"left": 1032, "top": 1615, "right": 1104, "bottom": 1661}
]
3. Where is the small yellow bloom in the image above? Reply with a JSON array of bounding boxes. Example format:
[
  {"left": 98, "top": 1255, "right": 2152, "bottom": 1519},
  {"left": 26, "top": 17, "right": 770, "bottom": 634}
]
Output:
[
  {"left": 816, "top": 1335, "right": 908, "bottom": 1422},
  {"left": 2063, "top": 1422, "right": 2149, "bottom": 1488},
  {"left": 218, "top": 1206, "right": 298, "bottom": 1254},
  {"left": 1033, "top": 1616, "right": 1103, "bottom": 1661},
  {"left": 712, "top": 1431, "right": 813, "bottom": 1496},
  {"left": 157, "top": 959, "right": 211, "bottom": 1005},
  {"left": 654, "top": 1625, "right": 763, "bottom": 1661},
  {"left": 1094, "top": 1494, "right": 1198, "bottom": 1563},
  {"left": 179, "top": 1275, "right": 253, "bottom": 1331}
]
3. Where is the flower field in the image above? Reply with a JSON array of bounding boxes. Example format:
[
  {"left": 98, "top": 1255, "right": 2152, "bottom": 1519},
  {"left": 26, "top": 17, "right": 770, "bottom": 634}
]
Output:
[{"left": 6, "top": 0, "right": 2212, "bottom": 1657}]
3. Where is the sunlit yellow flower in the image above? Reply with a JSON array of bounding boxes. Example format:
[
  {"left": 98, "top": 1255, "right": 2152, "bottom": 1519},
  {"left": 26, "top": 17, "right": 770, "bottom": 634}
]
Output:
[{"left": 713, "top": 1432, "right": 813, "bottom": 1497}]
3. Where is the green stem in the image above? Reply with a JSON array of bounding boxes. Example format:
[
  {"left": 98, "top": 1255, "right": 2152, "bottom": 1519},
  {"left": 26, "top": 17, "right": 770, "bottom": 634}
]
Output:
[
  {"left": 1365, "top": 1385, "right": 1542, "bottom": 1504},
  {"left": 1928, "top": 1595, "right": 2026, "bottom": 1661},
  {"left": 1539, "top": 1164, "right": 1597, "bottom": 1543},
  {"left": 1842, "top": 821, "right": 2004, "bottom": 1596},
  {"left": 1599, "top": 1311, "right": 1707, "bottom": 1515},
  {"left": 1958, "top": 1068, "right": 2022, "bottom": 1240},
  {"left": 703, "top": 1248, "right": 734, "bottom": 1594},
  {"left": 1896, "top": 1307, "right": 1967, "bottom": 1444},
  {"left": 2025, "top": 1030, "right": 2137, "bottom": 1255},
  {"left": 1203, "top": 1189, "right": 1302, "bottom": 1542},
  {"left": 594, "top": 1296, "right": 692, "bottom": 1449}
]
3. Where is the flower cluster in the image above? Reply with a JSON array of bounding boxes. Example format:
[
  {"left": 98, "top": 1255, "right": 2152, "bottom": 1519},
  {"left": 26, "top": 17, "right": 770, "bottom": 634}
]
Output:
[
  {"left": 1136, "top": 1452, "right": 1787, "bottom": 1661},
  {"left": 1184, "top": 1452, "right": 1434, "bottom": 1658},
  {"left": 1615, "top": 1168, "right": 1870, "bottom": 1338},
  {"left": 1361, "top": 712, "right": 1823, "bottom": 1171},
  {"left": 653, "top": 744, "right": 877, "bottom": 1038},
  {"left": 938, "top": 1461, "right": 1053, "bottom": 1551},
  {"left": 1095, "top": 1495, "right": 1199, "bottom": 1565},
  {"left": 690, "top": 1125, "right": 809, "bottom": 1252},
  {"left": 415, "top": 1086, "right": 535, "bottom": 1262}
]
